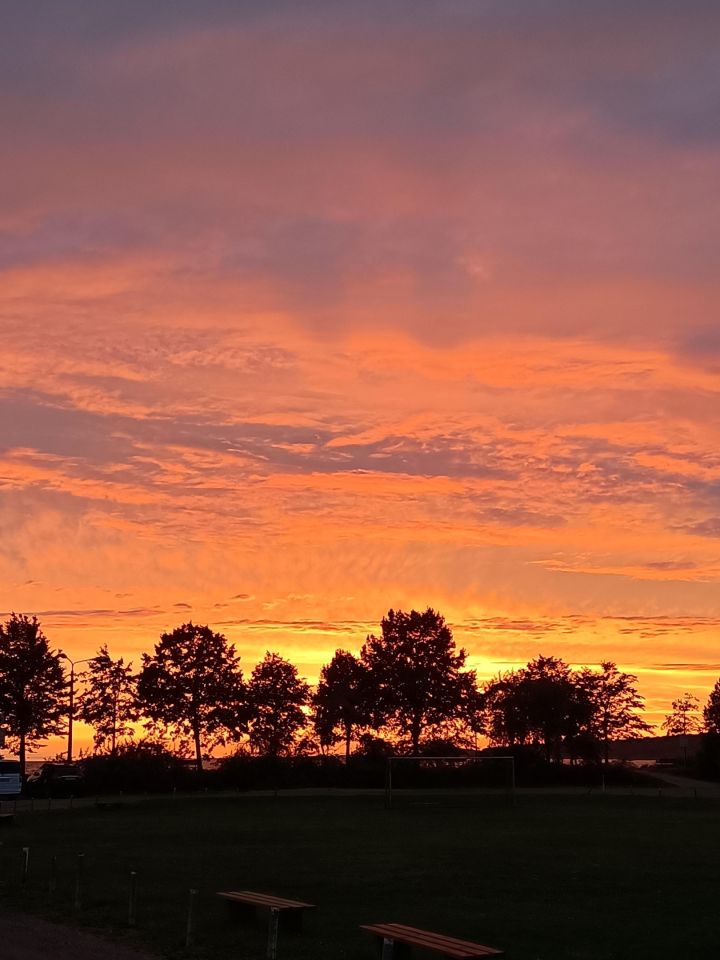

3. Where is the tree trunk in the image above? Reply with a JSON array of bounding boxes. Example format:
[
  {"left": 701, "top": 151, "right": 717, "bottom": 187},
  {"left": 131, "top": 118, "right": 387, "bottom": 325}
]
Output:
[
  {"left": 344, "top": 723, "right": 352, "bottom": 761},
  {"left": 19, "top": 732, "right": 26, "bottom": 781},
  {"left": 193, "top": 721, "right": 203, "bottom": 772},
  {"left": 411, "top": 716, "right": 422, "bottom": 754}
]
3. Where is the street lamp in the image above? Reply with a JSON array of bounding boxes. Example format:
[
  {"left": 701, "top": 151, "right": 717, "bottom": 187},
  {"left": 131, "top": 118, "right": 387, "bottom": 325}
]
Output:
[{"left": 59, "top": 655, "right": 93, "bottom": 763}]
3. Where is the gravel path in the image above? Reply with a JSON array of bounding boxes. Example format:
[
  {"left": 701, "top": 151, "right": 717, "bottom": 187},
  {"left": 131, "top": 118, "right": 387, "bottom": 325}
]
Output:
[{"left": 0, "top": 909, "right": 160, "bottom": 960}]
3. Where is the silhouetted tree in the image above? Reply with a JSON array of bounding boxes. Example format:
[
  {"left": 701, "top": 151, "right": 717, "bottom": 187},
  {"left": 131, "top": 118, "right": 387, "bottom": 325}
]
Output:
[
  {"left": 704, "top": 680, "right": 720, "bottom": 734},
  {"left": 247, "top": 652, "right": 309, "bottom": 757},
  {"left": 0, "top": 614, "right": 67, "bottom": 778},
  {"left": 481, "top": 657, "right": 592, "bottom": 762},
  {"left": 479, "top": 670, "right": 531, "bottom": 748},
  {"left": 663, "top": 692, "right": 702, "bottom": 736},
  {"left": 312, "top": 649, "right": 371, "bottom": 759},
  {"left": 577, "top": 661, "right": 651, "bottom": 763},
  {"left": 136, "top": 623, "right": 246, "bottom": 771},
  {"left": 518, "top": 656, "right": 592, "bottom": 762},
  {"left": 77, "top": 645, "right": 136, "bottom": 754},
  {"left": 361, "top": 608, "right": 476, "bottom": 753}
]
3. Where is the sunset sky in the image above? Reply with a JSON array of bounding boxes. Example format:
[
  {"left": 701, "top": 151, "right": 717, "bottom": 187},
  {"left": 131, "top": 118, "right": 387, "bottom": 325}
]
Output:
[{"left": 2, "top": 1, "right": 720, "bottom": 754}]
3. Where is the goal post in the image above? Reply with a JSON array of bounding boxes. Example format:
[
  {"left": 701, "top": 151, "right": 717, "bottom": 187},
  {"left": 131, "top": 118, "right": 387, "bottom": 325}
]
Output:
[{"left": 384, "top": 755, "right": 516, "bottom": 809}]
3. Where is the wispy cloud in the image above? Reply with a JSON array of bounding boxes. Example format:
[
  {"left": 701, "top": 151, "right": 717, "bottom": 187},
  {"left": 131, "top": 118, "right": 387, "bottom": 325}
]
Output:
[{"left": 1, "top": 1, "right": 720, "bottom": 747}]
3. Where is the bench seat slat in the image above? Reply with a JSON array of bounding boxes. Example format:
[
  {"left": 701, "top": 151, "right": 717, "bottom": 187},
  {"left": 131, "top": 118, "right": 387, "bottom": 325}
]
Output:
[
  {"left": 218, "top": 890, "right": 315, "bottom": 910},
  {"left": 374, "top": 924, "right": 495, "bottom": 950},
  {"left": 360, "top": 923, "right": 503, "bottom": 958},
  {"left": 371, "top": 923, "right": 501, "bottom": 953}
]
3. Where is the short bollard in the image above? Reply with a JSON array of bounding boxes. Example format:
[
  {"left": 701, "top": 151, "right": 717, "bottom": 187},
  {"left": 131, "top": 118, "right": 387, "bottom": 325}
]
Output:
[
  {"left": 74, "top": 854, "right": 85, "bottom": 911},
  {"left": 128, "top": 871, "right": 137, "bottom": 927},
  {"left": 266, "top": 907, "right": 280, "bottom": 960},
  {"left": 185, "top": 888, "right": 198, "bottom": 949},
  {"left": 21, "top": 846, "right": 30, "bottom": 883},
  {"left": 382, "top": 938, "right": 395, "bottom": 960}
]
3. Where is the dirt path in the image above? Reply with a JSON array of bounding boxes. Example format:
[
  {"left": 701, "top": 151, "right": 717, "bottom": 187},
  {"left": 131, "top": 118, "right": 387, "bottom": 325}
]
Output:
[
  {"left": 646, "top": 769, "right": 720, "bottom": 796},
  {"left": 0, "top": 909, "right": 160, "bottom": 960}
]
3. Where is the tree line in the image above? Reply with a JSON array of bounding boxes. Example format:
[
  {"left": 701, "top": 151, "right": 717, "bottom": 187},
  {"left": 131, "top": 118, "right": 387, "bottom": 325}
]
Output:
[{"left": 1, "top": 608, "right": 718, "bottom": 777}]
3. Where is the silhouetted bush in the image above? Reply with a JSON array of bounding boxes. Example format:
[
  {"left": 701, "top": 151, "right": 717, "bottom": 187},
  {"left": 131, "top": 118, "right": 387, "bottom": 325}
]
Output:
[
  {"left": 81, "top": 743, "right": 206, "bottom": 794},
  {"left": 216, "top": 752, "right": 388, "bottom": 790}
]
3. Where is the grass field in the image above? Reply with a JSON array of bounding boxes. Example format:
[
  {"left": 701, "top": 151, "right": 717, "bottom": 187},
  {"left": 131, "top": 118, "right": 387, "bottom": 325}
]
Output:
[{"left": 0, "top": 791, "right": 717, "bottom": 959}]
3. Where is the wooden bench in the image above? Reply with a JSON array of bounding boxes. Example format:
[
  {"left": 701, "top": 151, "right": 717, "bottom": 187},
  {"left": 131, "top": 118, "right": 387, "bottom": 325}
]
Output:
[
  {"left": 217, "top": 889, "right": 315, "bottom": 918},
  {"left": 218, "top": 891, "right": 316, "bottom": 959},
  {"left": 361, "top": 923, "right": 504, "bottom": 960}
]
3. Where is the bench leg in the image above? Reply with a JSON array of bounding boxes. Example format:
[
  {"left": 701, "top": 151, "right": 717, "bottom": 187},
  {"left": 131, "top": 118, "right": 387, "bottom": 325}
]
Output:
[
  {"left": 379, "top": 937, "right": 411, "bottom": 960},
  {"left": 382, "top": 938, "right": 395, "bottom": 960},
  {"left": 267, "top": 907, "right": 280, "bottom": 960}
]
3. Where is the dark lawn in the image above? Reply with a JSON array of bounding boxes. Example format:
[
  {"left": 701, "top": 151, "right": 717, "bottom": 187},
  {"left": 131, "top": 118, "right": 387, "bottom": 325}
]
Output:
[{"left": 0, "top": 792, "right": 717, "bottom": 959}]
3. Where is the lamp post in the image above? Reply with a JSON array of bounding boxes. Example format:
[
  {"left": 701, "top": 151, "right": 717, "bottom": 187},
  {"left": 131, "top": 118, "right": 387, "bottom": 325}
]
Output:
[{"left": 60, "top": 655, "right": 92, "bottom": 763}]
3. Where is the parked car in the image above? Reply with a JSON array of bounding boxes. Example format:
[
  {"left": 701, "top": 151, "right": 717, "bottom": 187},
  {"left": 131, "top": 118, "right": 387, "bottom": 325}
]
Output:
[
  {"left": 25, "top": 763, "right": 85, "bottom": 798},
  {"left": 0, "top": 759, "right": 22, "bottom": 799}
]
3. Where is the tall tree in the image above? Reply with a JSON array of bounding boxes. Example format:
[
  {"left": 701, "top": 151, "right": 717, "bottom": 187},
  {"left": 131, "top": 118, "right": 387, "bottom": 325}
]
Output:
[
  {"left": 360, "top": 608, "right": 476, "bottom": 753},
  {"left": 312, "top": 649, "right": 370, "bottom": 759},
  {"left": 704, "top": 680, "right": 720, "bottom": 734},
  {"left": 247, "top": 652, "right": 310, "bottom": 757},
  {"left": 577, "top": 661, "right": 651, "bottom": 763},
  {"left": 136, "top": 623, "right": 246, "bottom": 771},
  {"left": 77, "top": 645, "right": 136, "bottom": 754},
  {"left": 0, "top": 614, "right": 67, "bottom": 778},
  {"left": 663, "top": 693, "right": 702, "bottom": 736},
  {"left": 479, "top": 670, "right": 531, "bottom": 748}
]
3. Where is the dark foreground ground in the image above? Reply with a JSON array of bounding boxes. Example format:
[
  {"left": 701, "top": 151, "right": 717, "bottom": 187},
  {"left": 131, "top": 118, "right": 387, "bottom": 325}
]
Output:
[{"left": 0, "top": 791, "right": 718, "bottom": 960}]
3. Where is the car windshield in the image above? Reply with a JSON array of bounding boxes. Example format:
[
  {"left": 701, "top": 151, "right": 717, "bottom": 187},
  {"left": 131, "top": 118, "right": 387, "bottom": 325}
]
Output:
[{"left": 0, "top": 761, "right": 20, "bottom": 773}]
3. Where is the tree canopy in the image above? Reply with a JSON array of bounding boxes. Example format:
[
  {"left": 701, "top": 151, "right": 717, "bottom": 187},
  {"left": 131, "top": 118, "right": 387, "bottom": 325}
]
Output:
[
  {"left": 361, "top": 608, "right": 475, "bottom": 753},
  {"left": 0, "top": 614, "right": 67, "bottom": 777},
  {"left": 247, "top": 652, "right": 310, "bottom": 757},
  {"left": 312, "top": 649, "right": 371, "bottom": 758},
  {"left": 663, "top": 693, "right": 702, "bottom": 736},
  {"left": 136, "top": 622, "right": 246, "bottom": 770},
  {"left": 481, "top": 656, "right": 593, "bottom": 762},
  {"left": 481, "top": 657, "right": 651, "bottom": 763},
  {"left": 704, "top": 680, "right": 720, "bottom": 735},
  {"left": 577, "top": 661, "right": 651, "bottom": 763},
  {"left": 77, "top": 645, "right": 136, "bottom": 754}
]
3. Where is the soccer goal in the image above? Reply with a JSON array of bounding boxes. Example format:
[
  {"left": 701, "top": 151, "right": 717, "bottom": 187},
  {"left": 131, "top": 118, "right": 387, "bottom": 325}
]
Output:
[{"left": 384, "top": 754, "right": 516, "bottom": 809}]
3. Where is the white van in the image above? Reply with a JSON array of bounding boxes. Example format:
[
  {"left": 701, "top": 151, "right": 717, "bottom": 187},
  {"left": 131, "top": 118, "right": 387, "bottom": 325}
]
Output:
[{"left": 0, "top": 759, "right": 22, "bottom": 798}]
